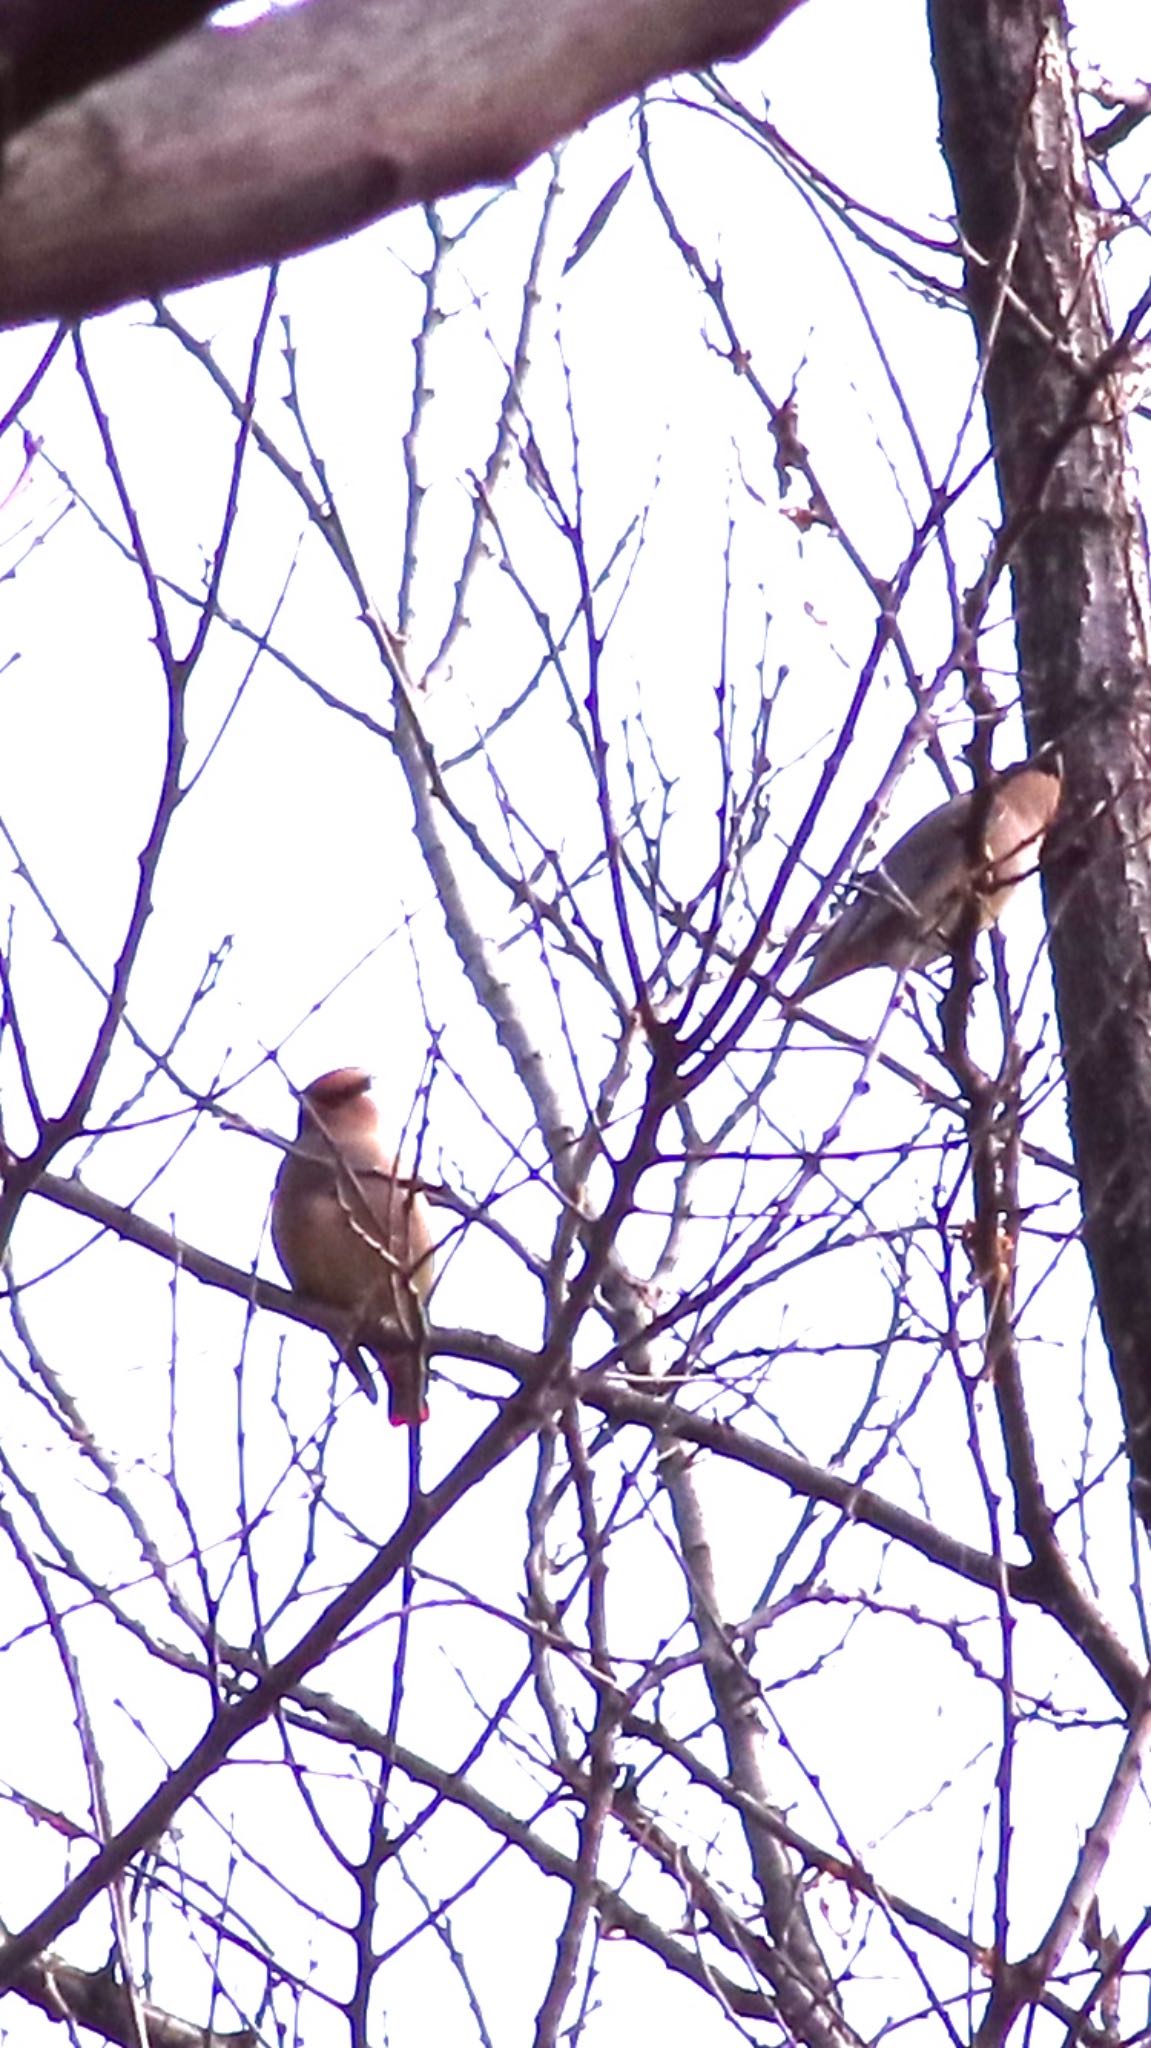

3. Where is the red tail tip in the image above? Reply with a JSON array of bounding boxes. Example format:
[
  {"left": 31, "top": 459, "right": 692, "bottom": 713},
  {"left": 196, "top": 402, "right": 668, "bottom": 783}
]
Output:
[{"left": 389, "top": 1405, "right": 429, "bottom": 1428}]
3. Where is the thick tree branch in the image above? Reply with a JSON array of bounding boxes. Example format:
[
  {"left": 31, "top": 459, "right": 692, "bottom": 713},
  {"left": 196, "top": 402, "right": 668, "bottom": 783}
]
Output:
[
  {"left": 0, "top": 0, "right": 217, "bottom": 134},
  {"left": 10, "top": 1951, "right": 254, "bottom": 2048},
  {"left": 20, "top": 1162, "right": 539, "bottom": 1381},
  {"left": 660, "top": 1443, "right": 863, "bottom": 2048},
  {"left": 0, "top": 0, "right": 805, "bottom": 327},
  {"left": 19, "top": 1165, "right": 1141, "bottom": 1712}
]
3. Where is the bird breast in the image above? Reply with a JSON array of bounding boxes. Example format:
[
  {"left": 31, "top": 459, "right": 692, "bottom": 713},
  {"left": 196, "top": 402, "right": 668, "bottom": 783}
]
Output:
[{"left": 272, "top": 1148, "right": 431, "bottom": 1317}]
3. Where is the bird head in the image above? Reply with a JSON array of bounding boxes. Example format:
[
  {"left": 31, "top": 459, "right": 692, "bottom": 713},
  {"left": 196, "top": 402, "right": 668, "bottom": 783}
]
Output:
[
  {"left": 302, "top": 1067, "right": 373, "bottom": 1107},
  {"left": 296, "top": 1067, "right": 377, "bottom": 1139}
]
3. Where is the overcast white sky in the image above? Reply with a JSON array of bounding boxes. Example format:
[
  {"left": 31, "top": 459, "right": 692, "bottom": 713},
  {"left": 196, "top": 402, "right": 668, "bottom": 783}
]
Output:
[{"left": 1, "top": 3, "right": 1150, "bottom": 2042}]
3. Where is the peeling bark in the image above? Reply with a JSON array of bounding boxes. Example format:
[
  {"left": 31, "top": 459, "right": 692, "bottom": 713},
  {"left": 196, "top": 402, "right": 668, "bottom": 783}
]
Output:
[
  {"left": 0, "top": 0, "right": 805, "bottom": 327},
  {"left": 928, "top": 0, "right": 1151, "bottom": 1516}
]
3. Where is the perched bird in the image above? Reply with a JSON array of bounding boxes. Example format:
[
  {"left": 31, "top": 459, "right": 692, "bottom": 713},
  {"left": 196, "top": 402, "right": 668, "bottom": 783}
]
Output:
[
  {"left": 794, "top": 753, "right": 1062, "bottom": 999},
  {"left": 271, "top": 1067, "right": 434, "bottom": 1426}
]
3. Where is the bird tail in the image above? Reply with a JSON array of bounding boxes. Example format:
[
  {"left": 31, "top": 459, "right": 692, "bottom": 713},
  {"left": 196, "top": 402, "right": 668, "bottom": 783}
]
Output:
[{"left": 374, "top": 1340, "right": 429, "bottom": 1428}]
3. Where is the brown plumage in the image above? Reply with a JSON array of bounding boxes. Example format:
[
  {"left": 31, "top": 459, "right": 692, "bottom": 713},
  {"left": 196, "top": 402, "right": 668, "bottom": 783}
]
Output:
[
  {"left": 794, "top": 754, "right": 1062, "bottom": 999},
  {"left": 271, "top": 1067, "right": 434, "bottom": 1426}
]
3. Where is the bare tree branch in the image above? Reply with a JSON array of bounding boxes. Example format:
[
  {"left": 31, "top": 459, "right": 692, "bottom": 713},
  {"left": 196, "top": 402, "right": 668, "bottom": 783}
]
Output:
[
  {"left": 0, "top": 0, "right": 217, "bottom": 134},
  {"left": 10, "top": 1951, "right": 255, "bottom": 2048},
  {"left": 0, "top": 0, "right": 805, "bottom": 325}
]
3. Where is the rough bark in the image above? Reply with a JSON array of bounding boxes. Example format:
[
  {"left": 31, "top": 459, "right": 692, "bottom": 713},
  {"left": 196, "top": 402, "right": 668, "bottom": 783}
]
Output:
[
  {"left": 927, "top": 1, "right": 1151, "bottom": 1517},
  {"left": 662, "top": 1447, "right": 864, "bottom": 2048},
  {"left": 0, "top": 0, "right": 805, "bottom": 328},
  {"left": 12, "top": 1952, "right": 255, "bottom": 2048},
  {"left": 0, "top": 0, "right": 217, "bottom": 134}
]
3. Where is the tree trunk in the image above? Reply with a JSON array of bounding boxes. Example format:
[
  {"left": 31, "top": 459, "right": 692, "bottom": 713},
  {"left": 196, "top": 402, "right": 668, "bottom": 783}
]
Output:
[{"left": 928, "top": 0, "right": 1151, "bottom": 1524}]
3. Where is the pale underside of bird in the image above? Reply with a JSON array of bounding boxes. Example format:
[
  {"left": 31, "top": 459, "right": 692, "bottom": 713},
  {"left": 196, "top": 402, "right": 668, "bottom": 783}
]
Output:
[
  {"left": 271, "top": 1067, "right": 434, "bottom": 1426},
  {"left": 794, "top": 756, "right": 1062, "bottom": 1000}
]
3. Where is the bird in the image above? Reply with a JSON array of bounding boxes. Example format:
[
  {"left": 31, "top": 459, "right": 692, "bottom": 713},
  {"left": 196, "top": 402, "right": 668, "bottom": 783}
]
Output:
[
  {"left": 793, "top": 753, "right": 1062, "bottom": 999},
  {"left": 271, "top": 1067, "right": 434, "bottom": 1425}
]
